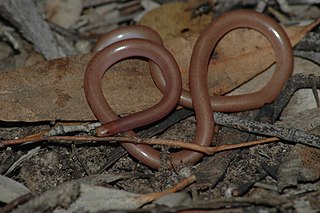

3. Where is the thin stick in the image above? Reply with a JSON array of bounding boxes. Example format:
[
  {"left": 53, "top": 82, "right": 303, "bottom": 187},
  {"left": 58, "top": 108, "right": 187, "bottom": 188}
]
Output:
[
  {"left": 139, "top": 175, "right": 196, "bottom": 203},
  {"left": 0, "top": 134, "right": 279, "bottom": 155}
]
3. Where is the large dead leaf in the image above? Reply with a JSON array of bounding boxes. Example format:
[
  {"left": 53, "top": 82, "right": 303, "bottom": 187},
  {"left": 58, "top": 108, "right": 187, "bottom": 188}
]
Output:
[
  {"left": 0, "top": 54, "right": 162, "bottom": 121},
  {"left": 0, "top": 5, "right": 318, "bottom": 121},
  {"left": 140, "top": 2, "right": 320, "bottom": 95},
  {"left": 154, "top": 21, "right": 320, "bottom": 95}
]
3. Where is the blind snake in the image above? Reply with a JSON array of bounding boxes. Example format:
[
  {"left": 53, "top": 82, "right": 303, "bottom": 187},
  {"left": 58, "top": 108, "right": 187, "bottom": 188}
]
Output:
[{"left": 84, "top": 10, "right": 293, "bottom": 169}]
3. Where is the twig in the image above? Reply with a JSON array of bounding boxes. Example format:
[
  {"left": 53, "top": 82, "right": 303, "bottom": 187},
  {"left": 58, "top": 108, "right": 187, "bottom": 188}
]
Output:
[
  {"left": 139, "top": 175, "right": 196, "bottom": 203},
  {"left": 0, "top": 133, "right": 279, "bottom": 155},
  {"left": 2, "top": 108, "right": 319, "bottom": 152}
]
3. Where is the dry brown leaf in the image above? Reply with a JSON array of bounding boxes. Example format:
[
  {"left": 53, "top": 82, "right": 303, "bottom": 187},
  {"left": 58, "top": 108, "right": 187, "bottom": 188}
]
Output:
[
  {"left": 140, "top": 2, "right": 320, "bottom": 95},
  {"left": 206, "top": 20, "right": 320, "bottom": 95},
  {"left": 157, "top": 21, "right": 320, "bottom": 96},
  {"left": 139, "top": 1, "right": 213, "bottom": 41},
  {"left": 0, "top": 54, "right": 162, "bottom": 121},
  {"left": 0, "top": 9, "right": 318, "bottom": 121}
]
